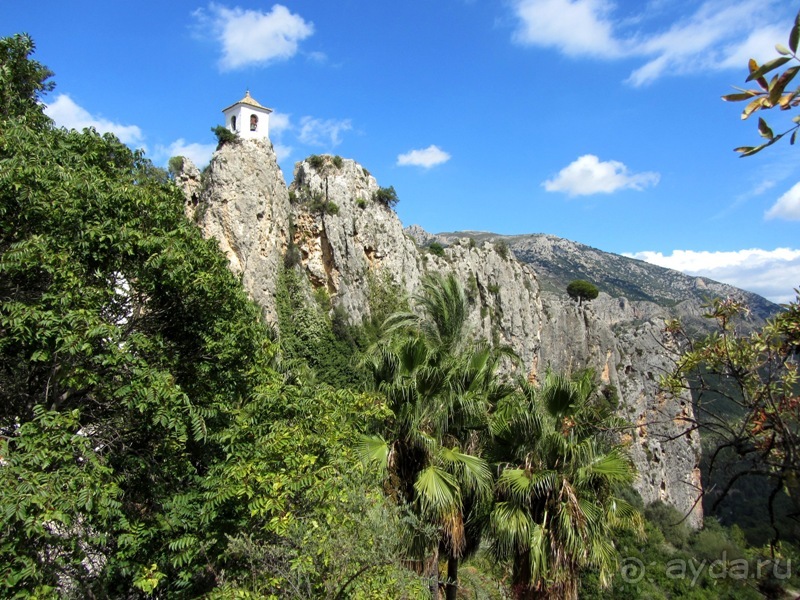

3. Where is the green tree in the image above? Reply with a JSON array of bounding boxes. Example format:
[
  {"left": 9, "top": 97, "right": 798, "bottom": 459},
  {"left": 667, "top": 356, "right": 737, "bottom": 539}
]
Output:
[
  {"left": 0, "top": 36, "right": 286, "bottom": 596},
  {"left": 722, "top": 9, "right": 800, "bottom": 156},
  {"left": 566, "top": 279, "right": 599, "bottom": 304},
  {"left": 0, "top": 33, "right": 53, "bottom": 123},
  {"left": 360, "top": 273, "right": 511, "bottom": 599},
  {"left": 488, "top": 371, "right": 642, "bottom": 599},
  {"left": 373, "top": 185, "right": 399, "bottom": 209}
]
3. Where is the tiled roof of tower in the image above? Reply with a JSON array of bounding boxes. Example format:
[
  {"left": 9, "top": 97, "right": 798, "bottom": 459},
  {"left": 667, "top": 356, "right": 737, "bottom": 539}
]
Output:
[{"left": 222, "top": 91, "right": 273, "bottom": 113}]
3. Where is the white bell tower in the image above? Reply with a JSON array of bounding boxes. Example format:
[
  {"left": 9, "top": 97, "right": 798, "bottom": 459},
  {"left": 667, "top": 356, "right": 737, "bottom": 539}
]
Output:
[{"left": 222, "top": 91, "right": 273, "bottom": 141}]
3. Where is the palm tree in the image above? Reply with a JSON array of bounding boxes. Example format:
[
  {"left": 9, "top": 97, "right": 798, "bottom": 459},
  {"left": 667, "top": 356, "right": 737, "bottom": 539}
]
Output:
[
  {"left": 488, "top": 371, "right": 643, "bottom": 600},
  {"left": 360, "top": 272, "right": 512, "bottom": 599}
]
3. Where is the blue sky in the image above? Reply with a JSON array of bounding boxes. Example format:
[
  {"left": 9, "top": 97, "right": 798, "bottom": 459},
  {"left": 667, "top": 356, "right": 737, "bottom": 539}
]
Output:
[{"left": 3, "top": 0, "right": 800, "bottom": 302}]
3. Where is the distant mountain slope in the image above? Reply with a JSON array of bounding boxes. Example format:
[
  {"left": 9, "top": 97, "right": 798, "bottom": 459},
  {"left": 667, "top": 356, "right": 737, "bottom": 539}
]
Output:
[{"left": 409, "top": 227, "right": 778, "bottom": 325}]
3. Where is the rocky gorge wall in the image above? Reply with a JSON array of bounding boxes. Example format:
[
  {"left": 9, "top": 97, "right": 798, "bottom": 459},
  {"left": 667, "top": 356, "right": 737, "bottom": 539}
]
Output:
[{"left": 175, "top": 139, "right": 703, "bottom": 527}]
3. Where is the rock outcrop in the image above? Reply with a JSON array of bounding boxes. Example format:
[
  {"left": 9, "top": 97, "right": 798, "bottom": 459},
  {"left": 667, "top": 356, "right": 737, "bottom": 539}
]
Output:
[{"left": 175, "top": 140, "right": 707, "bottom": 527}]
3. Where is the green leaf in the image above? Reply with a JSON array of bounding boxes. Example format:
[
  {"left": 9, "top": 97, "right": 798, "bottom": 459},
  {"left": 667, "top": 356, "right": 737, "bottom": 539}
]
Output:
[
  {"left": 746, "top": 56, "right": 791, "bottom": 82},
  {"left": 791, "top": 10, "right": 800, "bottom": 54},
  {"left": 776, "top": 43, "right": 792, "bottom": 56},
  {"left": 414, "top": 466, "right": 461, "bottom": 517},
  {"left": 357, "top": 434, "right": 389, "bottom": 471},
  {"left": 758, "top": 117, "right": 775, "bottom": 139}
]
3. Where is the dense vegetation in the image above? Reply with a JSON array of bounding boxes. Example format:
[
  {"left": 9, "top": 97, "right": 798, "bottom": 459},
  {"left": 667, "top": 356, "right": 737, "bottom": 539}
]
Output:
[{"left": 3, "top": 33, "right": 800, "bottom": 600}]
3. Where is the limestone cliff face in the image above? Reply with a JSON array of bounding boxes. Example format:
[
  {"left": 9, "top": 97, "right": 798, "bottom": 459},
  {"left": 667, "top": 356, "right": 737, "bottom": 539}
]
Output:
[
  {"left": 287, "top": 156, "right": 423, "bottom": 323},
  {"left": 182, "top": 139, "right": 290, "bottom": 321},
  {"left": 175, "top": 141, "right": 703, "bottom": 527}
]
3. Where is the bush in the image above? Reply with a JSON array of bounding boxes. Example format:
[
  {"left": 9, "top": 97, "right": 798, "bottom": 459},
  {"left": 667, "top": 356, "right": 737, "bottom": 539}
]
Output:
[
  {"left": 167, "top": 155, "right": 185, "bottom": 177},
  {"left": 495, "top": 239, "right": 510, "bottom": 260},
  {"left": 308, "top": 154, "right": 325, "bottom": 170},
  {"left": 373, "top": 185, "right": 399, "bottom": 209},
  {"left": 211, "top": 125, "right": 238, "bottom": 148},
  {"left": 428, "top": 242, "right": 445, "bottom": 257},
  {"left": 567, "top": 279, "right": 599, "bottom": 304},
  {"left": 645, "top": 501, "right": 690, "bottom": 549},
  {"left": 332, "top": 155, "right": 343, "bottom": 169},
  {"left": 309, "top": 193, "right": 339, "bottom": 216},
  {"left": 356, "top": 198, "right": 366, "bottom": 209}
]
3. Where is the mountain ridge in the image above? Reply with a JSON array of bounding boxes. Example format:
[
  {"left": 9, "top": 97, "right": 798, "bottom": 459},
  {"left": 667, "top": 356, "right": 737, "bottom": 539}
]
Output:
[{"left": 407, "top": 226, "right": 778, "bottom": 328}]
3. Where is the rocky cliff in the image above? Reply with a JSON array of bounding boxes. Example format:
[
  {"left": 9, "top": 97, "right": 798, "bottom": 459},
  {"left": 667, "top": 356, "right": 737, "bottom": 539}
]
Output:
[{"left": 175, "top": 139, "right": 710, "bottom": 527}]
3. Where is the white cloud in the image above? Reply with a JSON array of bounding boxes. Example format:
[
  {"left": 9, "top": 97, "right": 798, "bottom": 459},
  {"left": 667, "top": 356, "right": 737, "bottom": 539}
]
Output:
[
  {"left": 44, "top": 94, "right": 144, "bottom": 146},
  {"left": 397, "top": 145, "right": 451, "bottom": 169},
  {"left": 195, "top": 3, "right": 314, "bottom": 71},
  {"left": 509, "top": 0, "right": 788, "bottom": 86},
  {"left": 627, "top": 1, "right": 781, "bottom": 86},
  {"left": 273, "top": 143, "right": 293, "bottom": 162},
  {"left": 512, "top": 0, "right": 623, "bottom": 58},
  {"left": 543, "top": 154, "right": 659, "bottom": 197},
  {"left": 626, "top": 248, "right": 800, "bottom": 303},
  {"left": 156, "top": 139, "right": 217, "bottom": 168},
  {"left": 269, "top": 111, "right": 292, "bottom": 135},
  {"left": 766, "top": 181, "right": 800, "bottom": 220},
  {"left": 297, "top": 116, "right": 352, "bottom": 147}
]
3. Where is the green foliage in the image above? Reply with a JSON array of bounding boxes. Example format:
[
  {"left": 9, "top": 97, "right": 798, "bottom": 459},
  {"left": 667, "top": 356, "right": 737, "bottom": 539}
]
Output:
[
  {"left": 308, "top": 193, "right": 339, "bottom": 215},
  {"left": 362, "top": 273, "right": 514, "bottom": 599},
  {"left": 275, "top": 266, "right": 365, "bottom": 388},
  {"left": 167, "top": 155, "right": 185, "bottom": 176},
  {"left": 428, "top": 242, "right": 445, "bottom": 257},
  {"left": 0, "top": 33, "right": 53, "bottom": 123},
  {"left": 645, "top": 501, "right": 691, "bottom": 549},
  {"left": 356, "top": 197, "right": 367, "bottom": 209},
  {"left": 579, "top": 511, "right": 794, "bottom": 600},
  {"left": 494, "top": 240, "right": 510, "bottom": 260},
  {"left": 373, "top": 185, "right": 399, "bottom": 209},
  {"left": 722, "top": 9, "right": 800, "bottom": 155},
  {"left": 211, "top": 124, "right": 238, "bottom": 148},
  {"left": 307, "top": 154, "right": 325, "bottom": 170},
  {"left": 0, "top": 67, "right": 276, "bottom": 594},
  {"left": 567, "top": 279, "right": 600, "bottom": 304},
  {"left": 332, "top": 155, "right": 344, "bottom": 169},
  {"left": 489, "top": 370, "right": 642, "bottom": 598}
]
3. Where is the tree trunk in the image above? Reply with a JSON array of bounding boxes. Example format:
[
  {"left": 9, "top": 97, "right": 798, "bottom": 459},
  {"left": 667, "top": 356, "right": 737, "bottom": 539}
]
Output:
[
  {"left": 426, "top": 546, "right": 440, "bottom": 599},
  {"left": 445, "top": 556, "right": 458, "bottom": 600}
]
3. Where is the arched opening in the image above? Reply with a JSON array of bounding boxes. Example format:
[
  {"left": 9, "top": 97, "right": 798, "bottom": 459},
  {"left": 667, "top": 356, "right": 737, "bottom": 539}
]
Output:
[
  {"left": 231, "top": 115, "right": 237, "bottom": 131},
  {"left": 250, "top": 114, "right": 258, "bottom": 131}
]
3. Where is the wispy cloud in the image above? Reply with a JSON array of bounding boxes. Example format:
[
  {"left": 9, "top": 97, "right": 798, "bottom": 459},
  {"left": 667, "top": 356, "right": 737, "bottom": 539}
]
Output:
[
  {"left": 44, "top": 94, "right": 144, "bottom": 146},
  {"left": 297, "top": 116, "right": 352, "bottom": 147},
  {"left": 397, "top": 145, "right": 451, "bottom": 169},
  {"left": 194, "top": 3, "right": 314, "bottom": 71},
  {"left": 543, "top": 154, "right": 659, "bottom": 197},
  {"left": 766, "top": 181, "right": 800, "bottom": 221},
  {"left": 155, "top": 139, "right": 217, "bottom": 168},
  {"left": 626, "top": 248, "right": 800, "bottom": 303},
  {"left": 510, "top": 0, "right": 789, "bottom": 86}
]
